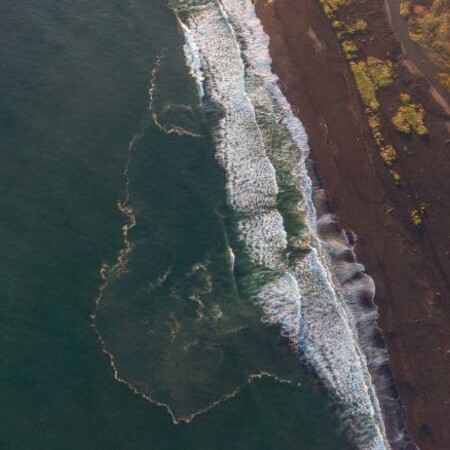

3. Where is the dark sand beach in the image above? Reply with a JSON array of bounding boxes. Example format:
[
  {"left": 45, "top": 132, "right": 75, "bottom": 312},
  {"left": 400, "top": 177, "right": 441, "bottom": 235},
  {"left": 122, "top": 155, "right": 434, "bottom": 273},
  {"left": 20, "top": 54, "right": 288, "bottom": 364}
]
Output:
[{"left": 255, "top": 0, "right": 450, "bottom": 448}]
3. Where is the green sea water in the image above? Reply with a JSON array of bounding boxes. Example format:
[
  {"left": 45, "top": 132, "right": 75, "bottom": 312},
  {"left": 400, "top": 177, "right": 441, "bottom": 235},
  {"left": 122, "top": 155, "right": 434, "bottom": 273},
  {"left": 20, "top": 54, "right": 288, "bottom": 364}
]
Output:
[{"left": 0, "top": 0, "right": 347, "bottom": 448}]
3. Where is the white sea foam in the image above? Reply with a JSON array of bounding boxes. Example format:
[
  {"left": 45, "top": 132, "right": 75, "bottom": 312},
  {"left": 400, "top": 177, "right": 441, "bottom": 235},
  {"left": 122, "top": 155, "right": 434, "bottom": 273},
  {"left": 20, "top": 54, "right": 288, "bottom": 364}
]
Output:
[
  {"left": 179, "top": 1, "right": 302, "bottom": 340},
  {"left": 256, "top": 273, "right": 302, "bottom": 339},
  {"left": 221, "top": 1, "right": 395, "bottom": 446},
  {"left": 178, "top": 0, "right": 393, "bottom": 448},
  {"left": 180, "top": 21, "right": 205, "bottom": 99},
  {"left": 237, "top": 210, "right": 286, "bottom": 269}
]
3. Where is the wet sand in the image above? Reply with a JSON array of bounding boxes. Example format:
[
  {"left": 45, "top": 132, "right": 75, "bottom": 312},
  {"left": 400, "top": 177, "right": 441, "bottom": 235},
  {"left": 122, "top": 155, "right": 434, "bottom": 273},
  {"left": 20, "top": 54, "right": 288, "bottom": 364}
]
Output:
[{"left": 255, "top": 0, "right": 450, "bottom": 449}]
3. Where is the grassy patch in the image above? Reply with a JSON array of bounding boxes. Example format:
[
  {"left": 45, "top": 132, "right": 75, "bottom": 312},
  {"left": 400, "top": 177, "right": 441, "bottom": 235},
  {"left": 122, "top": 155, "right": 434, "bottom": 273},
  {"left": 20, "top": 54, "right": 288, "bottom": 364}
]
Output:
[
  {"left": 391, "top": 93, "right": 428, "bottom": 136},
  {"left": 380, "top": 145, "right": 397, "bottom": 165},
  {"left": 389, "top": 169, "right": 401, "bottom": 185},
  {"left": 407, "top": 0, "right": 450, "bottom": 70},
  {"left": 350, "top": 60, "right": 400, "bottom": 173},
  {"left": 400, "top": 0, "right": 410, "bottom": 17},
  {"left": 410, "top": 204, "right": 427, "bottom": 228},
  {"left": 410, "top": 208, "right": 422, "bottom": 227},
  {"left": 368, "top": 114, "right": 383, "bottom": 145},
  {"left": 320, "top": 0, "right": 402, "bottom": 186},
  {"left": 350, "top": 58, "right": 393, "bottom": 111},
  {"left": 336, "top": 18, "right": 368, "bottom": 36},
  {"left": 407, "top": 1, "right": 450, "bottom": 97},
  {"left": 437, "top": 73, "right": 450, "bottom": 93},
  {"left": 351, "top": 18, "right": 368, "bottom": 33},
  {"left": 342, "top": 40, "right": 359, "bottom": 60},
  {"left": 367, "top": 57, "right": 394, "bottom": 88},
  {"left": 328, "top": 0, "right": 350, "bottom": 10},
  {"left": 319, "top": 0, "right": 352, "bottom": 20},
  {"left": 350, "top": 61, "right": 379, "bottom": 110},
  {"left": 320, "top": 0, "right": 350, "bottom": 15},
  {"left": 410, "top": 203, "right": 428, "bottom": 228}
]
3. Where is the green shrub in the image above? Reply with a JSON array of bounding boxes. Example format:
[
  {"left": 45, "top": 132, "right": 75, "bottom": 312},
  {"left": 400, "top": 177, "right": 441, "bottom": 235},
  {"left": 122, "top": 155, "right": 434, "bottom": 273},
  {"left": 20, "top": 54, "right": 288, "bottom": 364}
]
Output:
[
  {"left": 350, "top": 61, "right": 379, "bottom": 110},
  {"left": 437, "top": 73, "right": 450, "bottom": 92},
  {"left": 392, "top": 94, "right": 428, "bottom": 136},
  {"left": 342, "top": 40, "right": 359, "bottom": 60},
  {"left": 367, "top": 57, "right": 394, "bottom": 88},
  {"left": 389, "top": 169, "right": 401, "bottom": 185},
  {"left": 410, "top": 204, "right": 427, "bottom": 228},
  {"left": 411, "top": 208, "right": 422, "bottom": 227},
  {"left": 380, "top": 145, "right": 397, "bottom": 165},
  {"left": 400, "top": 0, "right": 410, "bottom": 17}
]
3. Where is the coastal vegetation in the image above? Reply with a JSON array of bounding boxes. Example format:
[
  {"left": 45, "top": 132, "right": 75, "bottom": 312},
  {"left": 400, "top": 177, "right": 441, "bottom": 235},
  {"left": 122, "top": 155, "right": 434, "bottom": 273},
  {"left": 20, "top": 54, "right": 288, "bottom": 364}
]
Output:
[
  {"left": 311, "top": 0, "right": 441, "bottom": 232},
  {"left": 402, "top": 0, "right": 450, "bottom": 92},
  {"left": 437, "top": 73, "right": 450, "bottom": 91},
  {"left": 389, "top": 169, "right": 401, "bottom": 185},
  {"left": 380, "top": 145, "right": 397, "bottom": 165},
  {"left": 350, "top": 61, "right": 379, "bottom": 110},
  {"left": 410, "top": 208, "right": 422, "bottom": 227},
  {"left": 319, "top": 1, "right": 405, "bottom": 180},
  {"left": 350, "top": 58, "right": 393, "bottom": 110},
  {"left": 342, "top": 40, "right": 359, "bottom": 60},
  {"left": 319, "top": 0, "right": 432, "bottom": 193},
  {"left": 410, "top": 204, "right": 427, "bottom": 228},
  {"left": 319, "top": 0, "right": 350, "bottom": 17},
  {"left": 400, "top": 0, "right": 410, "bottom": 17},
  {"left": 333, "top": 18, "right": 367, "bottom": 39},
  {"left": 349, "top": 57, "right": 400, "bottom": 177},
  {"left": 391, "top": 93, "right": 428, "bottom": 136},
  {"left": 367, "top": 57, "right": 393, "bottom": 89},
  {"left": 346, "top": 18, "right": 368, "bottom": 34}
]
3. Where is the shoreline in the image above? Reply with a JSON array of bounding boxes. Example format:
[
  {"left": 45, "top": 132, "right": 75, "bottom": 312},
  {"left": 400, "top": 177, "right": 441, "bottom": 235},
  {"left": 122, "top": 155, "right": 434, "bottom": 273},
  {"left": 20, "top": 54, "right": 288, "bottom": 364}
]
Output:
[
  {"left": 255, "top": 0, "right": 450, "bottom": 449},
  {"left": 309, "top": 157, "right": 415, "bottom": 449}
]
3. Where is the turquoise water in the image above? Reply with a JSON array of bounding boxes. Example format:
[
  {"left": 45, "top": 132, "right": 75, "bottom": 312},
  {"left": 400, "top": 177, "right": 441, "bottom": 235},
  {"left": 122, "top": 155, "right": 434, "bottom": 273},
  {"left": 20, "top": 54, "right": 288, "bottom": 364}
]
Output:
[{"left": 0, "top": 0, "right": 349, "bottom": 448}]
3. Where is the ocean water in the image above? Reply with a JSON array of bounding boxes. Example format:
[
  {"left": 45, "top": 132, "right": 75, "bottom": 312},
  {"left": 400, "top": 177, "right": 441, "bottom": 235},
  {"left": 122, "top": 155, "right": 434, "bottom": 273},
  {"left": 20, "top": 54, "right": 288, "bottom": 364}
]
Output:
[{"left": 0, "top": 0, "right": 394, "bottom": 448}]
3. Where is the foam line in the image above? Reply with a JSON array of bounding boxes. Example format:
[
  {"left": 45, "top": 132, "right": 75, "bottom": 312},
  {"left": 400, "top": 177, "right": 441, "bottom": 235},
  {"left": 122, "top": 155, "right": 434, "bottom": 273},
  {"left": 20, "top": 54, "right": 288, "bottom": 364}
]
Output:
[
  {"left": 179, "top": 0, "right": 303, "bottom": 345},
  {"left": 177, "top": 0, "right": 402, "bottom": 447},
  {"left": 218, "top": 1, "right": 417, "bottom": 446}
]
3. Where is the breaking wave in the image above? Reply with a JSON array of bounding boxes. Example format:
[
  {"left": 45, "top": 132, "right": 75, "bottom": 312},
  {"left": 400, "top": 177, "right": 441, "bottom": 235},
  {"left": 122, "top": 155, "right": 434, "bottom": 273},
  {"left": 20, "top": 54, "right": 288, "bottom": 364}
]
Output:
[{"left": 177, "top": 0, "right": 417, "bottom": 448}]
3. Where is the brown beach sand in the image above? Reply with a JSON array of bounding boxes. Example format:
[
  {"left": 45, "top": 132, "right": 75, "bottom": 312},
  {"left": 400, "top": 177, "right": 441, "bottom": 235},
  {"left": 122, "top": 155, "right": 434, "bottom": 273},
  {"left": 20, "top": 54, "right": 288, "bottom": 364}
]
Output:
[{"left": 255, "top": 0, "right": 450, "bottom": 449}]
